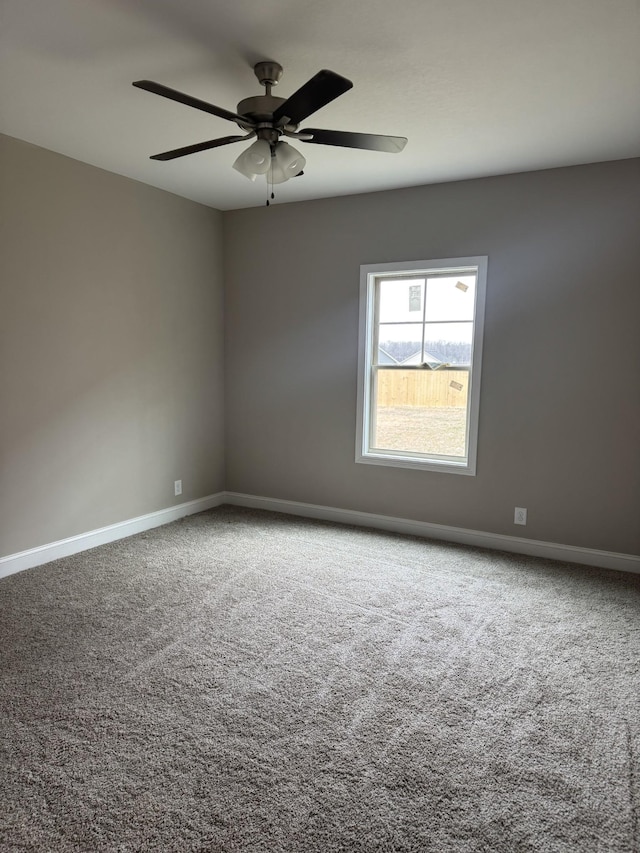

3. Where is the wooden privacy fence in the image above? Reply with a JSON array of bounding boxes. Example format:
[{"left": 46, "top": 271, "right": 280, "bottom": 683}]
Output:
[{"left": 376, "top": 369, "right": 469, "bottom": 408}]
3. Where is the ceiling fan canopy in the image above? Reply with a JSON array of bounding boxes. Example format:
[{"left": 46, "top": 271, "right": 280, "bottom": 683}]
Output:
[{"left": 133, "top": 61, "right": 407, "bottom": 187}]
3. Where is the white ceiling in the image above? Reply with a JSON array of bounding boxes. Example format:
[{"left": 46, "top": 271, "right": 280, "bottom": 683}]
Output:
[{"left": 2, "top": 0, "right": 639, "bottom": 211}]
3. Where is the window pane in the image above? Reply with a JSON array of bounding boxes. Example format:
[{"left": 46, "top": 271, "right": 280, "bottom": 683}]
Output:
[
  {"left": 371, "top": 368, "right": 469, "bottom": 458},
  {"left": 425, "top": 275, "right": 476, "bottom": 322},
  {"left": 377, "top": 323, "right": 423, "bottom": 364},
  {"left": 424, "top": 322, "right": 473, "bottom": 366},
  {"left": 378, "top": 278, "right": 425, "bottom": 323}
]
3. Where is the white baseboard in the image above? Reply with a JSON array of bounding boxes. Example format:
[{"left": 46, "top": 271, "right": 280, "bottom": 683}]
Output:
[
  {"left": 2, "top": 490, "right": 637, "bottom": 580},
  {"left": 0, "top": 493, "right": 226, "bottom": 580},
  {"left": 224, "top": 492, "right": 640, "bottom": 575}
]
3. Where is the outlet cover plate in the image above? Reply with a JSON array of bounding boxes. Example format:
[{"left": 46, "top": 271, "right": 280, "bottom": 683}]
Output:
[
  {"left": 174, "top": 480, "right": 182, "bottom": 497},
  {"left": 514, "top": 507, "right": 527, "bottom": 525}
]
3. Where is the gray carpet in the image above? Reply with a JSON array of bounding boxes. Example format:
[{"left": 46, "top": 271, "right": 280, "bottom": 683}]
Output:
[{"left": 1, "top": 506, "right": 639, "bottom": 852}]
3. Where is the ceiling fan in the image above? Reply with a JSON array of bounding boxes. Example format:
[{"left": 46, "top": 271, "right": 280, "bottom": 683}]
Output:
[{"left": 132, "top": 61, "right": 407, "bottom": 189}]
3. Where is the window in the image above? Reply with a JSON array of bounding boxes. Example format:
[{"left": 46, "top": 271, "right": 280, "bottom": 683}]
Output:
[{"left": 356, "top": 257, "right": 487, "bottom": 475}]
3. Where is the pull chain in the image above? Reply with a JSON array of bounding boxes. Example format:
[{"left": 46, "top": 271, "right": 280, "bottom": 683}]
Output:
[{"left": 266, "top": 168, "right": 275, "bottom": 206}]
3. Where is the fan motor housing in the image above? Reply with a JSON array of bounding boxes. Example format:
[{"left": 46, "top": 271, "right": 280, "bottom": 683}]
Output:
[{"left": 236, "top": 94, "right": 287, "bottom": 124}]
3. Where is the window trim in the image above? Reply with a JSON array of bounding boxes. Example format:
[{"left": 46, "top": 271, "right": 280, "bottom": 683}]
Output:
[{"left": 356, "top": 256, "right": 488, "bottom": 476}]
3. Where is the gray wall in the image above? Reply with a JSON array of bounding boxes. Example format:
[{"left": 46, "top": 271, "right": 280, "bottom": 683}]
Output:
[
  {"left": 2, "top": 139, "right": 638, "bottom": 561},
  {"left": 223, "top": 159, "right": 640, "bottom": 555},
  {"left": 0, "top": 134, "right": 225, "bottom": 557}
]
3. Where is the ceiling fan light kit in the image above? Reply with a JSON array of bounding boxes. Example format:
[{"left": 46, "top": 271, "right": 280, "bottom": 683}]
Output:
[
  {"left": 133, "top": 60, "right": 407, "bottom": 200},
  {"left": 232, "top": 138, "right": 306, "bottom": 184}
]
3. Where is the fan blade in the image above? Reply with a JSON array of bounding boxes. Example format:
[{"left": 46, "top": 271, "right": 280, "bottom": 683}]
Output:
[
  {"left": 133, "top": 80, "right": 252, "bottom": 126},
  {"left": 150, "top": 135, "right": 250, "bottom": 161},
  {"left": 301, "top": 128, "right": 407, "bottom": 153},
  {"left": 272, "top": 70, "right": 352, "bottom": 125}
]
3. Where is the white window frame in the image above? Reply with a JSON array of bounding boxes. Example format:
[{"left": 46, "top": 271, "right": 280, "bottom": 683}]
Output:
[{"left": 356, "top": 256, "right": 488, "bottom": 476}]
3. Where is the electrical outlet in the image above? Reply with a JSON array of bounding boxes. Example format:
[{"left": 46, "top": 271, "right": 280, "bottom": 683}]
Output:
[
  {"left": 514, "top": 507, "right": 527, "bottom": 525},
  {"left": 174, "top": 479, "right": 182, "bottom": 497}
]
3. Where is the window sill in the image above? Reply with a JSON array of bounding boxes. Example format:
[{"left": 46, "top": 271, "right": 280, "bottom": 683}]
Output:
[{"left": 356, "top": 451, "right": 476, "bottom": 476}]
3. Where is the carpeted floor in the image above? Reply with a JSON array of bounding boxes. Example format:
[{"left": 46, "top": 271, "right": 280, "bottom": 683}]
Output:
[{"left": 1, "top": 506, "right": 639, "bottom": 852}]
